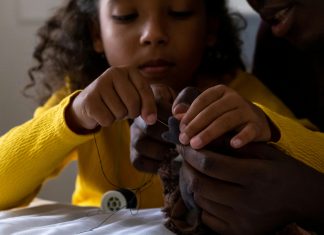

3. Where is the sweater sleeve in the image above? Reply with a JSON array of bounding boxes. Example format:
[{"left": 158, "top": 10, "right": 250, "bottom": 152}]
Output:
[
  {"left": 0, "top": 91, "right": 93, "bottom": 210},
  {"left": 229, "top": 71, "right": 324, "bottom": 173},
  {"left": 257, "top": 104, "right": 324, "bottom": 173}
]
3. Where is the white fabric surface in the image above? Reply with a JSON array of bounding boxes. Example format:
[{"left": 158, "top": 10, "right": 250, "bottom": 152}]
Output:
[{"left": 0, "top": 202, "right": 175, "bottom": 235}]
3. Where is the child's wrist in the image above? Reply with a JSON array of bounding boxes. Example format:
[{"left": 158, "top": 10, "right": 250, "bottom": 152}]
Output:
[
  {"left": 65, "top": 97, "right": 100, "bottom": 135},
  {"left": 265, "top": 115, "right": 280, "bottom": 142}
]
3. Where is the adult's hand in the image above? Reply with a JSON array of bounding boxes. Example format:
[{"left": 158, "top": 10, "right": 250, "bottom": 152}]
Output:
[
  {"left": 178, "top": 143, "right": 324, "bottom": 235},
  {"left": 130, "top": 86, "right": 202, "bottom": 173},
  {"left": 130, "top": 84, "right": 177, "bottom": 173}
]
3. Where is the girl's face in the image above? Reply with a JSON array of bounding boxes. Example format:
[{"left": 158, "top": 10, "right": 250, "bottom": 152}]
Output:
[{"left": 94, "top": 0, "right": 214, "bottom": 92}]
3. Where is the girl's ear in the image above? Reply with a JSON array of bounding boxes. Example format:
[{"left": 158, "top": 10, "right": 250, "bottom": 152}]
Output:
[
  {"left": 206, "top": 18, "right": 219, "bottom": 47},
  {"left": 90, "top": 20, "right": 104, "bottom": 53}
]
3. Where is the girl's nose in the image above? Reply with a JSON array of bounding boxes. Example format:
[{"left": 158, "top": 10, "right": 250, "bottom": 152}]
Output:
[{"left": 140, "top": 18, "right": 169, "bottom": 46}]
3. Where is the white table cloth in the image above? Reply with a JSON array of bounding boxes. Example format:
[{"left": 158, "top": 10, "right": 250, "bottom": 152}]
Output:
[{"left": 0, "top": 200, "right": 175, "bottom": 235}]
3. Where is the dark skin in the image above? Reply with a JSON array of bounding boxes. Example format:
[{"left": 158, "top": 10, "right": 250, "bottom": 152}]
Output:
[
  {"left": 130, "top": 87, "right": 201, "bottom": 173},
  {"left": 130, "top": 85, "right": 178, "bottom": 173},
  {"left": 131, "top": 1, "right": 324, "bottom": 233},
  {"left": 178, "top": 144, "right": 324, "bottom": 235},
  {"left": 246, "top": 0, "right": 324, "bottom": 50},
  {"left": 175, "top": 1, "right": 324, "bottom": 232},
  {"left": 247, "top": 0, "right": 324, "bottom": 106},
  {"left": 130, "top": 87, "right": 324, "bottom": 234}
]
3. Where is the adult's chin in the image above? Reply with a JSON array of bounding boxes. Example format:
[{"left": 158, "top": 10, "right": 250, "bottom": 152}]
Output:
[{"left": 285, "top": 30, "right": 324, "bottom": 55}]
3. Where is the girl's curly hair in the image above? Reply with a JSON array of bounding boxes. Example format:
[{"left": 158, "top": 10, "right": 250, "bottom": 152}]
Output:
[{"left": 26, "top": 0, "right": 244, "bottom": 105}]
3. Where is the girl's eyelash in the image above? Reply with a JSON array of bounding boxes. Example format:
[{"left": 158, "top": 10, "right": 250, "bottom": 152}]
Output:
[
  {"left": 111, "top": 11, "right": 193, "bottom": 22},
  {"left": 111, "top": 14, "right": 137, "bottom": 22}
]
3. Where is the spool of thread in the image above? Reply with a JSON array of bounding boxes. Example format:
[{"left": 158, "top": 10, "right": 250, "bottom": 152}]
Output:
[{"left": 101, "top": 188, "right": 137, "bottom": 212}]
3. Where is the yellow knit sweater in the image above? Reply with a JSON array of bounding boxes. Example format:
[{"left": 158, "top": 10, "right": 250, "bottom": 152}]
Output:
[{"left": 0, "top": 71, "right": 323, "bottom": 210}]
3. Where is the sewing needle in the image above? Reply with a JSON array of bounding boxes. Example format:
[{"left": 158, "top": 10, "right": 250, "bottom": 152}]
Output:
[{"left": 156, "top": 119, "right": 169, "bottom": 128}]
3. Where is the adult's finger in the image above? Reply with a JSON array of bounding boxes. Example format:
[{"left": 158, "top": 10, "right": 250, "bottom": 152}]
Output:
[
  {"left": 198, "top": 197, "right": 235, "bottom": 234},
  {"left": 177, "top": 145, "right": 266, "bottom": 184},
  {"left": 130, "top": 153, "right": 162, "bottom": 173},
  {"left": 181, "top": 159, "right": 243, "bottom": 206},
  {"left": 130, "top": 118, "right": 177, "bottom": 173},
  {"left": 201, "top": 210, "right": 229, "bottom": 234},
  {"left": 232, "top": 142, "right": 289, "bottom": 160}
]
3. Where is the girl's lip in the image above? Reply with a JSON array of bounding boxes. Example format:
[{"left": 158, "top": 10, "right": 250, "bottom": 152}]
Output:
[{"left": 139, "top": 59, "right": 174, "bottom": 75}]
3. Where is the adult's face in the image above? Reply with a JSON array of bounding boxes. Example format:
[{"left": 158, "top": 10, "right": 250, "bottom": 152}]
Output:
[{"left": 247, "top": 0, "right": 324, "bottom": 50}]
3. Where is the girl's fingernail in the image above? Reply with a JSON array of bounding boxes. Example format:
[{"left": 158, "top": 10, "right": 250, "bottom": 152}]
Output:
[
  {"left": 180, "top": 123, "right": 186, "bottom": 132},
  {"left": 174, "top": 113, "right": 185, "bottom": 120},
  {"left": 190, "top": 136, "right": 202, "bottom": 149},
  {"left": 231, "top": 139, "right": 242, "bottom": 148},
  {"left": 146, "top": 113, "right": 157, "bottom": 125},
  {"left": 173, "top": 103, "right": 189, "bottom": 115}
]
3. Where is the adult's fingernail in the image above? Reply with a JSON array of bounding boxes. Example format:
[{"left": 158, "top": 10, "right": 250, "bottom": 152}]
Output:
[
  {"left": 190, "top": 136, "right": 203, "bottom": 149},
  {"left": 231, "top": 138, "right": 242, "bottom": 148},
  {"left": 180, "top": 123, "right": 186, "bottom": 132}
]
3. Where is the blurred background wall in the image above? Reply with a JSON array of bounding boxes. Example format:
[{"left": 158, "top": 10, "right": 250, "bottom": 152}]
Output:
[{"left": 0, "top": 0, "right": 260, "bottom": 203}]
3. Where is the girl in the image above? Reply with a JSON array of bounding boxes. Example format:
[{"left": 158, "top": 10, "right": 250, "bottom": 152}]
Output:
[{"left": 0, "top": 0, "right": 292, "bottom": 211}]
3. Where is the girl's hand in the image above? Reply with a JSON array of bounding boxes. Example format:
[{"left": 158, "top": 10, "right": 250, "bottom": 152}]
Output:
[
  {"left": 66, "top": 66, "right": 157, "bottom": 133},
  {"left": 172, "top": 85, "right": 271, "bottom": 149}
]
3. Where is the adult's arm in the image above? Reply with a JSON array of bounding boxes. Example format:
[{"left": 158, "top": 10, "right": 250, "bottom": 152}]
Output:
[{"left": 252, "top": 21, "right": 323, "bottom": 130}]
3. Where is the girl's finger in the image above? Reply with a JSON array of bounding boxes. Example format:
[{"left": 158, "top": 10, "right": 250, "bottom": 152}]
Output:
[
  {"left": 230, "top": 123, "right": 259, "bottom": 148},
  {"left": 100, "top": 82, "right": 128, "bottom": 120},
  {"left": 179, "top": 95, "right": 236, "bottom": 145},
  {"left": 112, "top": 73, "right": 141, "bottom": 119},
  {"left": 84, "top": 95, "right": 115, "bottom": 127},
  {"left": 180, "top": 85, "right": 226, "bottom": 127},
  {"left": 188, "top": 108, "right": 243, "bottom": 149},
  {"left": 172, "top": 87, "right": 201, "bottom": 116},
  {"left": 129, "top": 69, "right": 157, "bottom": 125}
]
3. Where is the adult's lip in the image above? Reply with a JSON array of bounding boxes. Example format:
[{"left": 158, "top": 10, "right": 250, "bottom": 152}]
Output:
[
  {"left": 138, "top": 59, "right": 175, "bottom": 75},
  {"left": 260, "top": 2, "right": 295, "bottom": 37}
]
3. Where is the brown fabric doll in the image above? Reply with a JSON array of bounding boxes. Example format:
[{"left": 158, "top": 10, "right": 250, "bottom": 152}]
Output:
[{"left": 158, "top": 115, "right": 315, "bottom": 235}]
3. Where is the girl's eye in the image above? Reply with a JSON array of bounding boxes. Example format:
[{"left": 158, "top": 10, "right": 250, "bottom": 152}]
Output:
[
  {"left": 169, "top": 10, "right": 193, "bottom": 19},
  {"left": 111, "top": 14, "right": 137, "bottom": 22}
]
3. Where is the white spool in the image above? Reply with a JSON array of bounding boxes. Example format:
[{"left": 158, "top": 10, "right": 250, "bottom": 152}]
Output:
[{"left": 101, "top": 190, "right": 127, "bottom": 212}]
